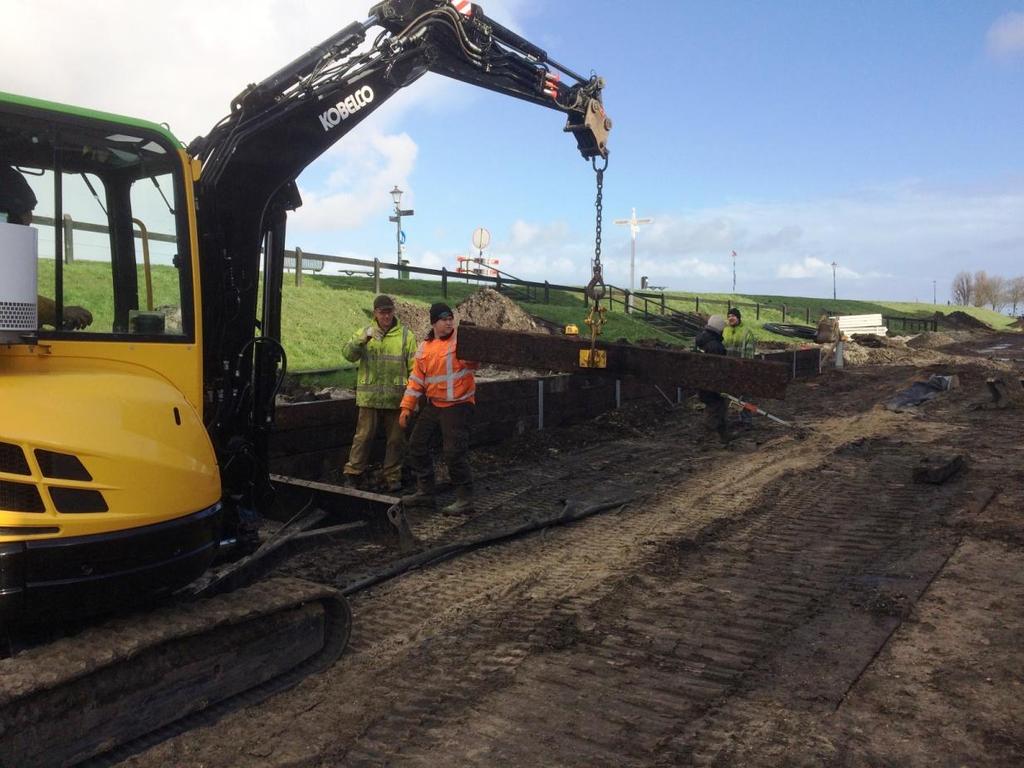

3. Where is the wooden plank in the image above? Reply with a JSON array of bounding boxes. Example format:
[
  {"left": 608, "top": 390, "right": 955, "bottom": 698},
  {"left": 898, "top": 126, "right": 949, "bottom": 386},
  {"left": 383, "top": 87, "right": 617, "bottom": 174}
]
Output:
[{"left": 455, "top": 325, "right": 789, "bottom": 399}]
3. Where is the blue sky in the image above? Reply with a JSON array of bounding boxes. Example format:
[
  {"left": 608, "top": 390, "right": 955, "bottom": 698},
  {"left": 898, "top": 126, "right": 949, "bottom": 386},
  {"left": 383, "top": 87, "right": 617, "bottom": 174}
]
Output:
[{"left": 4, "top": 1, "right": 1023, "bottom": 303}]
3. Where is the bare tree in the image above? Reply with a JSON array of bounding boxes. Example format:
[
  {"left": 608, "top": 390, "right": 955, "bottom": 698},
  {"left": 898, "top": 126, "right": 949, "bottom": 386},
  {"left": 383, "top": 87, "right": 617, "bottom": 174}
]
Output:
[
  {"left": 989, "top": 275, "right": 1007, "bottom": 311},
  {"left": 972, "top": 270, "right": 991, "bottom": 308},
  {"left": 1006, "top": 276, "right": 1024, "bottom": 316},
  {"left": 951, "top": 271, "right": 973, "bottom": 305}
]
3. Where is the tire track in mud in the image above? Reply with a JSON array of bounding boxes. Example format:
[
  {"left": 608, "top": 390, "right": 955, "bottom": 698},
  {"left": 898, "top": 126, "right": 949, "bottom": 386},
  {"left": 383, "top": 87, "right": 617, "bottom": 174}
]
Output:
[
  {"left": 124, "top": 399, "right": 958, "bottom": 767},
  {"left": 328, "top": 430, "right": 959, "bottom": 766}
]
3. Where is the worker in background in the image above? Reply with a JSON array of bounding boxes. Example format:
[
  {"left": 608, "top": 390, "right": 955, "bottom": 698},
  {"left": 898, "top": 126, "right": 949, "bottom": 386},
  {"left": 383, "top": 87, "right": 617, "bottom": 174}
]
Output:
[
  {"left": 723, "top": 306, "right": 755, "bottom": 429},
  {"left": 341, "top": 294, "right": 417, "bottom": 492},
  {"left": 399, "top": 302, "right": 480, "bottom": 514},
  {"left": 1, "top": 165, "right": 93, "bottom": 330},
  {"left": 723, "top": 307, "right": 754, "bottom": 358},
  {"left": 694, "top": 314, "right": 731, "bottom": 445}
]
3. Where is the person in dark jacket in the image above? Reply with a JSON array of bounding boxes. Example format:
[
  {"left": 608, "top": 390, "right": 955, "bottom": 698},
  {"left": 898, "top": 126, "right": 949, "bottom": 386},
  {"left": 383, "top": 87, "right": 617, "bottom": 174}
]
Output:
[{"left": 694, "top": 314, "right": 730, "bottom": 444}]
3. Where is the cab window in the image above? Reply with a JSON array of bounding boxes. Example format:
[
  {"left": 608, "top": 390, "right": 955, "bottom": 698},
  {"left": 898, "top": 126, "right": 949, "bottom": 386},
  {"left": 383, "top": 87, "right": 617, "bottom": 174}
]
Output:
[{"left": 1, "top": 116, "right": 193, "bottom": 340}]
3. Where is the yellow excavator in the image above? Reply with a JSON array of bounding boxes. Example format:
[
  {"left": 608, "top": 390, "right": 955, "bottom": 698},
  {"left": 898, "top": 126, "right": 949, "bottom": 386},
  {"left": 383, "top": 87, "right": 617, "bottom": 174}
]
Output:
[{"left": 0, "top": 1, "right": 609, "bottom": 763}]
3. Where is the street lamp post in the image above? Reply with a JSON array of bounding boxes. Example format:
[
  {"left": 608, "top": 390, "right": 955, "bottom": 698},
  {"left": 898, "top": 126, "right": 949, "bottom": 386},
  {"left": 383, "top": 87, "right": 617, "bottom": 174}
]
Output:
[
  {"left": 831, "top": 261, "right": 838, "bottom": 301},
  {"left": 933, "top": 279, "right": 937, "bottom": 305},
  {"left": 388, "top": 185, "right": 414, "bottom": 271}
]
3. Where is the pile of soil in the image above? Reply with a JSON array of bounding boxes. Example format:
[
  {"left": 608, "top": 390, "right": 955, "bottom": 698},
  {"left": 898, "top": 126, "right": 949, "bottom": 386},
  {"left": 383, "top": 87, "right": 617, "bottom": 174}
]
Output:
[
  {"left": 906, "top": 331, "right": 961, "bottom": 349},
  {"left": 393, "top": 299, "right": 431, "bottom": 341},
  {"left": 937, "top": 310, "right": 994, "bottom": 331},
  {"left": 395, "top": 289, "right": 551, "bottom": 342},
  {"left": 1010, "top": 316, "right": 1024, "bottom": 329},
  {"left": 455, "top": 288, "right": 549, "bottom": 334}
]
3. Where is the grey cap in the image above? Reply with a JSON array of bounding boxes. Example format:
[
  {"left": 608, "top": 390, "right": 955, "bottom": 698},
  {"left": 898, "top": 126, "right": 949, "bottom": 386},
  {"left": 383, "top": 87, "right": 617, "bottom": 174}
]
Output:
[{"left": 706, "top": 314, "right": 726, "bottom": 333}]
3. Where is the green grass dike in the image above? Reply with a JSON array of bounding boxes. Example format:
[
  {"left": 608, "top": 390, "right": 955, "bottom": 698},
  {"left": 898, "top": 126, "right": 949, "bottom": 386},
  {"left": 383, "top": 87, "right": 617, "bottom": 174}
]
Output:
[{"left": 38, "top": 259, "right": 1017, "bottom": 390}]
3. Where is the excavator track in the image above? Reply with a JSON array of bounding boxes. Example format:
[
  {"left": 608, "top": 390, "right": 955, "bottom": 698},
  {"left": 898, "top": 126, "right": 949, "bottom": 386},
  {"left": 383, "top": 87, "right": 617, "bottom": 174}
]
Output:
[{"left": 0, "top": 577, "right": 350, "bottom": 768}]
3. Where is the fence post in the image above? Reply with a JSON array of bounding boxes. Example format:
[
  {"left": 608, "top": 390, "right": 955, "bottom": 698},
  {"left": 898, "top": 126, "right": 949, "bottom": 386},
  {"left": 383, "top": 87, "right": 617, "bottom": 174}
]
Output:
[
  {"left": 695, "top": 296, "right": 700, "bottom": 313},
  {"left": 496, "top": 274, "right": 502, "bottom": 293},
  {"left": 544, "top": 280, "right": 550, "bottom": 304},
  {"left": 295, "top": 246, "right": 303, "bottom": 287},
  {"left": 625, "top": 289, "right": 632, "bottom": 315},
  {"left": 442, "top": 267, "right": 448, "bottom": 298},
  {"left": 782, "top": 304, "right": 787, "bottom": 322},
  {"left": 62, "top": 214, "right": 74, "bottom": 264},
  {"left": 373, "top": 258, "right": 380, "bottom": 294},
  {"left": 805, "top": 306, "right": 810, "bottom": 323},
  {"left": 537, "top": 379, "right": 544, "bottom": 430},
  {"left": 756, "top": 303, "right": 760, "bottom": 320},
  {"left": 661, "top": 294, "right": 666, "bottom": 315}
]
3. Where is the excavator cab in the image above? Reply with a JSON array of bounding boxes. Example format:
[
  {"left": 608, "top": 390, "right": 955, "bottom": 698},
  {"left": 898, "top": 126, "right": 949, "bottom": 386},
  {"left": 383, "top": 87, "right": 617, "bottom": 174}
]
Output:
[{"left": 0, "top": 96, "right": 220, "bottom": 627}]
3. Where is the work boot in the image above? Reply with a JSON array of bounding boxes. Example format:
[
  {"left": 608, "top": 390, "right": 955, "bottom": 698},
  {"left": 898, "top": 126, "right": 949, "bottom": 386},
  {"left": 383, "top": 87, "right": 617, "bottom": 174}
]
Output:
[
  {"left": 343, "top": 473, "right": 368, "bottom": 490},
  {"left": 442, "top": 486, "right": 475, "bottom": 515},
  {"left": 401, "top": 480, "right": 436, "bottom": 509}
]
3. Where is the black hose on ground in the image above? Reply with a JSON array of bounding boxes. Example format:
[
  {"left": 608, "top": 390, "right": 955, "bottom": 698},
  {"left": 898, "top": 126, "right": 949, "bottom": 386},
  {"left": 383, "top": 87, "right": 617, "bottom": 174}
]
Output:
[
  {"left": 762, "top": 322, "right": 817, "bottom": 339},
  {"left": 341, "top": 493, "right": 636, "bottom": 596}
]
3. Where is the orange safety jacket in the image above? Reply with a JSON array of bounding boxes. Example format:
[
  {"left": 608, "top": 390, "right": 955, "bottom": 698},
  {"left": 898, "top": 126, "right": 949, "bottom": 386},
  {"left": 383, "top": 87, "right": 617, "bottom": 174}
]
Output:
[{"left": 401, "top": 330, "right": 479, "bottom": 410}]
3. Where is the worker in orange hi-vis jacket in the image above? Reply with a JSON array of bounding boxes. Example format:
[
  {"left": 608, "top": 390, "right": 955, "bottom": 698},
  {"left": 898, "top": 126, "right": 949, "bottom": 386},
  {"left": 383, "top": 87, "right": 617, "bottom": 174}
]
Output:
[{"left": 399, "top": 302, "right": 480, "bottom": 514}]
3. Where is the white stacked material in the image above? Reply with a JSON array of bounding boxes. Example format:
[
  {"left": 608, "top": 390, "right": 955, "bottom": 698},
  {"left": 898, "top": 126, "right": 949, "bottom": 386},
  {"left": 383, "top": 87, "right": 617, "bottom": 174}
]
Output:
[{"left": 832, "top": 313, "right": 888, "bottom": 336}]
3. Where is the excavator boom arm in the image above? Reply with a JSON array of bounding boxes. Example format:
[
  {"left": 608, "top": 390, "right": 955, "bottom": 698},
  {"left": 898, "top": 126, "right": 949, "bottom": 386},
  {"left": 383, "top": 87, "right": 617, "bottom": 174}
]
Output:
[{"left": 191, "top": 0, "right": 610, "bottom": 514}]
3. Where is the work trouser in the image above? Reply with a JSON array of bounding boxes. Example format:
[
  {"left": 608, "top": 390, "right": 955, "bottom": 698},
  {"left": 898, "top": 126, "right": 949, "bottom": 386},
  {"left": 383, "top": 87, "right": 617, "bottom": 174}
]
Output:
[
  {"left": 344, "top": 407, "right": 406, "bottom": 483},
  {"left": 700, "top": 392, "right": 729, "bottom": 440},
  {"left": 407, "top": 401, "right": 474, "bottom": 490}
]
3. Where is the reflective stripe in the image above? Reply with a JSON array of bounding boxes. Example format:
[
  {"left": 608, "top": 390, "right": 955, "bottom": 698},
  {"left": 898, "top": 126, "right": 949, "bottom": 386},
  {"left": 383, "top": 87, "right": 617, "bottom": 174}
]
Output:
[
  {"left": 424, "top": 368, "right": 472, "bottom": 384},
  {"left": 378, "top": 354, "right": 407, "bottom": 362},
  {"left": 403, "top": 387, "right": 422, "bottom": 398},
  {"left": 445, "top": 337, "right": 455, "bottom": 400},
  {"left": 409, "top": 373, "right": 425, "bottom": 385}
]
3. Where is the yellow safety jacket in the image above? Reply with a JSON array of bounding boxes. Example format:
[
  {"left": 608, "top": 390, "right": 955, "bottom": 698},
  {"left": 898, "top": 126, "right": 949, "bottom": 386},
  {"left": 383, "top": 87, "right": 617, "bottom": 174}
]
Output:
[
  {"left": 722, "top": 323, "right": 755, "bottom": 358},
  {"left": 343, "top": 320, "right": 417, "bottom": 409}
]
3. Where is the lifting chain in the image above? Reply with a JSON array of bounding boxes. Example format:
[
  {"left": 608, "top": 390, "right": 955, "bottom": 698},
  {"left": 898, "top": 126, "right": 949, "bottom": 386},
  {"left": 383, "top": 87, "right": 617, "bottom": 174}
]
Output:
[
  {"left": 582, "top": 155, "right": 609, "bottom": 367},
  {"left": 585, "top": 155, "right": 608, "bottom": 309}
]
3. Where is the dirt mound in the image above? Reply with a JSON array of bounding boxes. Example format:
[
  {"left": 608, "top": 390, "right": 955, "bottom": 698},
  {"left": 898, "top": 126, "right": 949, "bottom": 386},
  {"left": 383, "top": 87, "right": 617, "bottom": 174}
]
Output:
[
  {"left": 394, "top": 299, "right": 431, "bottom": 342},
  {"left": 1010, "top": 316, "right": 1024, "bottom": 329},
  {"left": 456, "top": 288, "right": 548, "bottom": 333},
  {"left": 396, "top": 289, "right": 551, "bottom": 342},
  {"left": 906, "top": 331, "right": 960, "bottom": 350},
  {"left": 937, "top": 311, "right": 993, "bottom": 331}
]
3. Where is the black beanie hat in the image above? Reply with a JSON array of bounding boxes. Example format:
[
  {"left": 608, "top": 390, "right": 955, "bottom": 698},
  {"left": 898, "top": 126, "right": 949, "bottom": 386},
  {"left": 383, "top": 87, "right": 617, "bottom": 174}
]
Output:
[
  {"left": 727, "top": 307, "right": 741, "bottom": 321},
  {"left": 429, "top": 302, "right": 453, "bottom": 324},
  {"left": 373, "top": 294, "right": 395, "bottom": 310}
]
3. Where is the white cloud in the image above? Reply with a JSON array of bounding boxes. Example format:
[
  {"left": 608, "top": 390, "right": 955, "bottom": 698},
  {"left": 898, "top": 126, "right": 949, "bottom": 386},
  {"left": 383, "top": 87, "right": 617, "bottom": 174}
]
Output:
[
  {"left": 986, "top": 12, "right": 1024, "bottom": 60},
  {"left": 776, "top": 257, "right": 830, "bottom": 280},
  {"left": 1, "top": 1, "right": 530, "bottom": 239},
  {"left": 492, "top": 177, "right": 1024, "bottom": 299},
  {"left": 295, "top": 132, "right": 419, "bottom": 231}
]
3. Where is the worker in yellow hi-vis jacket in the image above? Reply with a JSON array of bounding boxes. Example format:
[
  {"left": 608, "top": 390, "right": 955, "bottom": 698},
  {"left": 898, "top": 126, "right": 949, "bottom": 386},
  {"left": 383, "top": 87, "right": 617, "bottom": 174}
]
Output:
[{"left": 341, "top": 294, "right": 417, "bottom": 491}]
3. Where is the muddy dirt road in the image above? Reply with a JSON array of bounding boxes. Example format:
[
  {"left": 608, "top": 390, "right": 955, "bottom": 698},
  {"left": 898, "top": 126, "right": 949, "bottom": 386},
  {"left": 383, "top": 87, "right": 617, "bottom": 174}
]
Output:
[{"left": 124, "top": 334, "right": 1023, "bottom": 767}]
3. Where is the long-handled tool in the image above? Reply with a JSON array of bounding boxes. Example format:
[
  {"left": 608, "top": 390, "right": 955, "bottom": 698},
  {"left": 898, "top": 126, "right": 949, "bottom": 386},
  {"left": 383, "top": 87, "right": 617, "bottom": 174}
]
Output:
[{"left": 722, "top": 393, "right": 796, "bottom": 429}]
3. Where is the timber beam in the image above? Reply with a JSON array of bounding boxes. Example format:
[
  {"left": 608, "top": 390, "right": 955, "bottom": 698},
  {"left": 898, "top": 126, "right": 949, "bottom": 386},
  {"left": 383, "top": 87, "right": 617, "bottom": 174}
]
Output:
[{"left": 456, "top": 325, "right": 789, "bottom": 400}]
